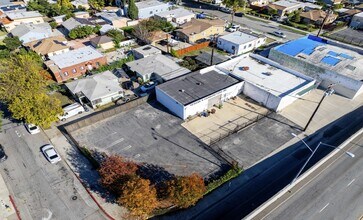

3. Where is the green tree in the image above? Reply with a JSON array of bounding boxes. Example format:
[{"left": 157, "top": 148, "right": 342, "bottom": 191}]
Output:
[
  {"left": 0, "top": 53, "right": 62, "bottom": 127},
  {"left": 222, "top": 0, "right": 245, "bottom": 25},
  {"left": 118, "top": 177, "right": 158, "bottom": 218},
  {"left": 293, "top": 11, "right": 301, "bottom": 23},
  {"left": 57, "top": 0, "right": 73, "bottom": 8},
  {"left": 88, "top": 0, "right": 104, "bottom": 10},
  {"left": 68, "top": 25, "right": 97, "bottom": 39},
  {"left": 128, "top": 0, "right": 138, "bottom": 20},
  {"left": 0, "top": 50, "right": 10, "bottom": 59},
  {"left": 167, "top": 173, "right": 206, "bottom": 208},
  {"left": 50, "top": 21, "right": 58, "bottom": 29},
  {"left": 106, "top": 29, "right": 125, "bottom": 47},
  {"left": 3, "top": 37, "right": 22, "bottom": 51}
]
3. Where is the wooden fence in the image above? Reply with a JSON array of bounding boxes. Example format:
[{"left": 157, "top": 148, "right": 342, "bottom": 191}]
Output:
[{"left": 175, "top": 41, "right": 210, "bottom": 57}]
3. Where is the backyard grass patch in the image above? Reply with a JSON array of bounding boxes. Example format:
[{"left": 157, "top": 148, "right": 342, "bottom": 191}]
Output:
[{"left": 205, "top": 167, "right": 243, "bottom": 194}]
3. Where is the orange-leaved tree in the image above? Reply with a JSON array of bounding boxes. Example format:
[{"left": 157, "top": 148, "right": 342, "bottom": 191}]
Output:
[
  {"left": 167, "top": 173, "right": 206, "bottom": 208},
  {"left": 98, "top": 155, "right": 138, "bottom": 195},
  {"left": 118, "top": 176, "right": 158, "bottom": 219}
]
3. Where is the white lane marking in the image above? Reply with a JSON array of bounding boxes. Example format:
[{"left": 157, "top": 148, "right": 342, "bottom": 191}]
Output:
[
  {"left": 319, "top": 203, "right": 329, "bottom": 213},
  {"left": 347, "top": 178, "right": 355, "bottom": 187},
  {"left": 15, "top": 130, "right": 21, "bottom": 137},
  {"left": 42, "top": 209, "right": 53, "bottom": 220},
  {"left": 105, "top": 138, "right": 124, "bottom": 149},
  {"left": 122, "top": 145, "right": 132, "bottom": 151}
]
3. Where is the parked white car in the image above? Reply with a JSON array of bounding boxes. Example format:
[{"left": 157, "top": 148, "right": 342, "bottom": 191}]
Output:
[
  {"left": 41, "top": 144, "right": 61, "bottom": 164},
  {"left": 227, "top": 24, "right": 240, "bottom": 32},
  {"left": 25, "top": 123, "right": 40, "bottom": 134},
  {"left": 58, "top": 103, "right": 85, "bottom": 122},
  {"left": 272, "top": 31, "right": 286, "bottom": 38}
]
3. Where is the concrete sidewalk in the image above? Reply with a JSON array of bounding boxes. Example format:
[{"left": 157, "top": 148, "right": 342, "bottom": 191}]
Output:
[{"left": 0, "top": 173, "right": 17, "bottom": 220}]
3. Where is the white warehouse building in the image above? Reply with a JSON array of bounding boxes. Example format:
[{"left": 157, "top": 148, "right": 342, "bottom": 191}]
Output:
[
  {"left": 217, "top": 53, "right": 316, "bottom": 111},
  {"left": 217, "top": 31, "right": 266, "bottom": 55},
  {"left": 156, "top": 67, "right": 243, "bottom": 120}
]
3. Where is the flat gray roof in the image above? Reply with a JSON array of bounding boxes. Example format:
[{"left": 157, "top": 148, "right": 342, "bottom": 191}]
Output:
[
  {"left": 219, "top": 31, "right": 259, "bottom": 45},
  {"left": 157, "top": 67, "right": 241, "bottom": 105},
  {"left": 155, "top": 7, "right": 194, "bottom": 18},
  {"left": 49, "top": 46, "right": 104, "bottom": 69},
  {"left": 6, "top": 11, "right": 42, "bottom": 20},
  {"left": 136, "top": 0, "right": 168, "bottom": 9},
  {"left": 217, "top": 54, "right": 313, "bottom": 97},
  {"left": 127, "top": 54, "right": 190, "bottom": 81}
]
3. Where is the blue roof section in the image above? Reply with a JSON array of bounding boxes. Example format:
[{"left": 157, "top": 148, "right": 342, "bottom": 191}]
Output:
[
  {"left": 339, "top": 53, "right": 354, "bottom": 60},
  {"left": 328, "top": 51, "right": 339, "bottom": 57},
  {"left": 321, "top": 56, "right": 341, "bottom": 66},
  {"left": 274, "top": 36, "right": 325, "bottom": 57}
]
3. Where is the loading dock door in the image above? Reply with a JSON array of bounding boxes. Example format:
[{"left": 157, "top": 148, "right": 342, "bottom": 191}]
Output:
[{"left": 208, "top": 94, "right": 222, "bottom": 108}]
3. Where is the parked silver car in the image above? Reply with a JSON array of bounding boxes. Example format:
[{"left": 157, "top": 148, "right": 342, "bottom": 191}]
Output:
[{"left": 41, "top": 144, "right": 61, "bottom": 164}]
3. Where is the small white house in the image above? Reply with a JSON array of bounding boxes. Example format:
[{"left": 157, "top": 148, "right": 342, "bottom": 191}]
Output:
[
  {"left": 156, "top": 67, "right": 243, "bottom": 119},
  {"left": 124, "top": 0, "right": 171, "bottom": 19},
  {"left": 65, "top": 71, "right": 123, "bottom": 109},
  {"left": 217, "top": 31, "right": 266, "bottom": 55},
  {"left": 155, "top": 7, "right": 195, "bottom": 25}
]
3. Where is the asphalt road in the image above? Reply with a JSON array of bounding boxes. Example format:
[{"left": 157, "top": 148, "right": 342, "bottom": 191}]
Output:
[
  {"left": 181, "top": 0, "right": 305, "bottom": 41},
  {"left": 0, "top": 120, "right": 105, "bottom": 220},
  {"left": 264, "top": 134, "right": 363, "bottom": 220}
]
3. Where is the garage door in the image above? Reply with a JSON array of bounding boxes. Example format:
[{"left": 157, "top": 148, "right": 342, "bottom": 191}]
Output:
[{"left": 208, "top": 94, "right": 222, "bottom": 108}]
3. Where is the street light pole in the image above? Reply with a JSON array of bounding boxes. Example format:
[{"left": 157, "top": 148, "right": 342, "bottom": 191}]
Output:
[
  {"left": 303, "top": 84, "right": 335, "bottom": 132},
  {"left": 291, "top": 138, "right": 355, "bottom": 184}
]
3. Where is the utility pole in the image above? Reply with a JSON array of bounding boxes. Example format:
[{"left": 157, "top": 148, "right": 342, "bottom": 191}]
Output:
[
  {"left": 317, "top": 8, "right": 332, "bottom": 37},
  {"left": 210, "top": 34, "right": 218, "bottom": 66},
  {"left": 303, "top": 84, "right": 335, "bottom": 132}
]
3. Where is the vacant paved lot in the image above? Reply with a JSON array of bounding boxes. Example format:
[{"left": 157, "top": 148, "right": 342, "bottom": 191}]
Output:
[
  {"left": 71, "top": 101, "right": 227, "bottom": 178},
  {"left": 215, "top": 113, "right": 300, "bottom": 169},
  {"left": 182, "top": 96, "right": 269, "bottom": 145}
]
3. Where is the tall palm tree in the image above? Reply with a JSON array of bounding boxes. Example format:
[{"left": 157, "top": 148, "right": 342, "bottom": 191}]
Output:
[{"left": 222, "top": 0, "right": 245, "bottom": 26}]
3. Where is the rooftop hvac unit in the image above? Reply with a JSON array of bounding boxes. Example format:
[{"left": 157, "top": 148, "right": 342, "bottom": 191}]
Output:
[{"left": 240, "top": 66, "right": 249, "bottom": 71}]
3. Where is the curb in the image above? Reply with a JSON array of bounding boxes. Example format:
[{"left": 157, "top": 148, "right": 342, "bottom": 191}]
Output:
[
  {"left": 9, "top": 195, "right": 21, "bottom": 220},
  {"left": 245, "top": 127, "right": 363, "bottom": 220}
]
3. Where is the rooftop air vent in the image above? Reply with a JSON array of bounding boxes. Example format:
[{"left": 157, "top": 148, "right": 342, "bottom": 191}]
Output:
[
  {"left": 196, "top": 82, "right": 202, "bottom": 85},
  {"left": 179, "top": 89, "right": 185, "bottom": 92},
  {"left": 262, "top": 72, "right": 272, "bottom": 76},
  {"left": 143, "top": 46, "right": 152, "bottom": 50},
  {"left": 240, "top": 66, "right": 249, "bottom": 71}
]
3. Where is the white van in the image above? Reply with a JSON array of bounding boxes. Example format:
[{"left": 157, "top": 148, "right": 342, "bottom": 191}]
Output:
[{"left": 58, "top": 103, "right": 85, "bottom": 121}]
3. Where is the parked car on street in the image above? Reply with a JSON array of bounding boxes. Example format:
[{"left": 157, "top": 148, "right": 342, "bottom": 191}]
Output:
[
  {"left": 41, "top": 144, "right": 61, "bottom": 164},
  {"left": 235, "top": 12, "right": 244, "bottom": 17},
  {"left": 0, "top": 144, "right": 8, "bottom": 163},
  {"left": 140, "top": 81, "right": 157, "bottom": 92},
  {"left": 227, "top": 24, "right": 240, "bottom": 32},
  {"left": 25, "top": 123, "right": 40, "bottom": 134},
  {"left": 271, "top": 31, "right": 286, "bottom": 38},
  {"left": 219, "top": 7, "right": 231, "bottom": 13},
  {"left": 58, "top": 103, "right": 85, "bottom": 121}
]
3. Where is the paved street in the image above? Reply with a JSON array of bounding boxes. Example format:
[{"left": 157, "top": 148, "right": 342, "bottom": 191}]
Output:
[
  {"left": 0, "top": 120, "right": 105, "bottom": 220},
  {"left": 264, "top": 134, "right": 363, "bottom": 220},
  {"left": 182, "top": 0, "right": 305, "bottom": 41}
]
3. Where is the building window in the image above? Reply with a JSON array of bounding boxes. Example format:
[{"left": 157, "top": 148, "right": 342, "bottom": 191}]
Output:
[
  {"left": 249, "top": 43, "right": 252, "bottom": 47},
  {"left": 64, "top": 71, "right": 68, "bottom": 76},
  {"left": 96, "top": 62, "right": 100, "bottom": 67},
  {"left": 80, "top": 66, "right": 85, "bottom": 70},
  {"left": 244, "top": 45, "right": 246, "bottom": 49},
  {"left": 231, "top": 46, "right": 235, "bottom": 51},
  {"left": 72, "top": 69, "right": 77, "bottom": 73},
  {"left": 150, "top": 11, "right": 153, "bottom": 14}
]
